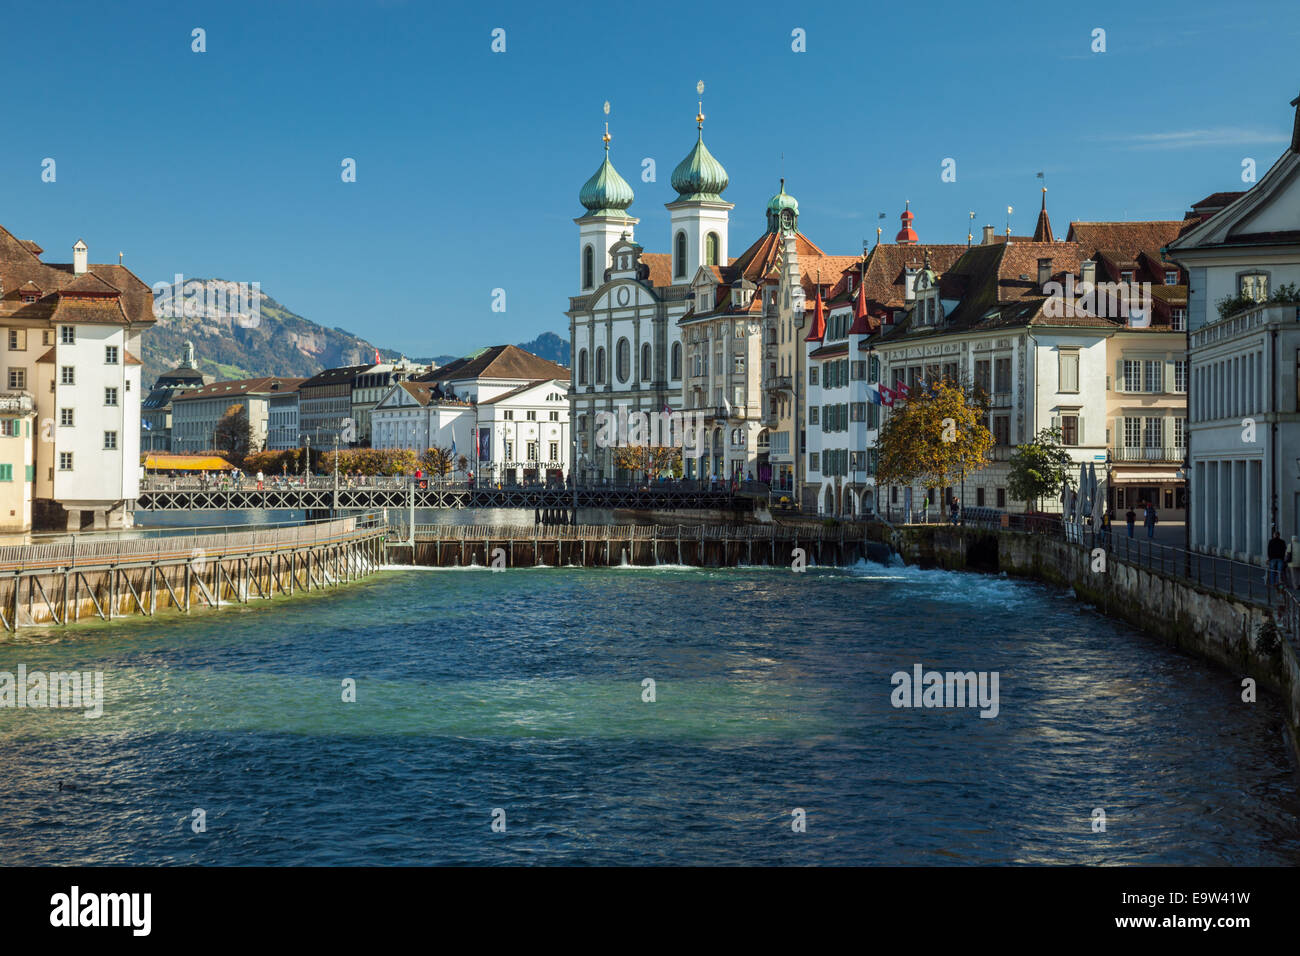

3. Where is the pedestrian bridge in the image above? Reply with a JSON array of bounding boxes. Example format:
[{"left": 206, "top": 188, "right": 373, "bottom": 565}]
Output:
[{"left": 134, "top": 478, "right": 751, "bottom": 513}]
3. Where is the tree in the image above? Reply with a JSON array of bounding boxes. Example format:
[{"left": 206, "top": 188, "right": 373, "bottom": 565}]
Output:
[
  {"left": 421, "top": 445, "right": 455, "bottom": 478},
  {"left": 214, "top": 404, "right": 253, "bottom": 461},
  {"left": 1007, "top": 427, "right": 1076, "bottom": 510},
  {"left": 613, "top": 444, "right": 682, "bottom": 480},
  {"left": 875, "top": 382, "right": 993, "bottom": 490}
]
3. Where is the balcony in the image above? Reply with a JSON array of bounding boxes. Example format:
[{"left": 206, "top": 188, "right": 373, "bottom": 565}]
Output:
[
  {"left": 1112, "top": 445, "right": 1186, "bottom": 463},
  {"left": 0, "top": 391, "right": 34, "bottom": 414},
  {"left": 1190, "top": 301, "right": 1300, "bottom": 350},
  {"left": 765, "top": 375, "right": 793, "bottom": 392}
]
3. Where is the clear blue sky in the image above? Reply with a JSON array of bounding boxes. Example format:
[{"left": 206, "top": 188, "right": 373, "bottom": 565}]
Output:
[{"left": 4, "top": 0, "right": 1297, "bottom": 358}]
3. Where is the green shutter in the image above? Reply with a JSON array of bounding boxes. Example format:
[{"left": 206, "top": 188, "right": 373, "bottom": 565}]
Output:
[
  {"left": 25, "top": 464, "right": 33, "bottom": 482},
  {"left": 0, "top": 464, "right": 11, "bottom": 481}
]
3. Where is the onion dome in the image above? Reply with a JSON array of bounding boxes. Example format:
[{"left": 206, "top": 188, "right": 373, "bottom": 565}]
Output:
[
  {"left": 895, "top": 201, "right": 918, "bottom": 244},
  {"left": 671, "top": 130, "right": 729, "bottom": 202},
  {"left": 579, "top": 137, "right": 634, "bottom": 217},
  {"left": 765, "top": 178, "right": 799, "bottom": 231}
]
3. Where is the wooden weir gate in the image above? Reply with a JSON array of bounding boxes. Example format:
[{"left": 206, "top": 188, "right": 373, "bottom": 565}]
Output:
[
  {"left": 0, "top": 514, "right": 387, "bottom": 631},
  {"left": 385, "top": 522, "right": 874, "bottom": 568}
]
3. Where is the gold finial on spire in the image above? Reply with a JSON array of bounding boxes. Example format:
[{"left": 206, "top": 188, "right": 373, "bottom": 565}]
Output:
[
  {"left": 696, "top": 80, "right": 705, "bottom": 129},
  {"left": 602, "top": 101, "right": 611, "bottom": 148}
]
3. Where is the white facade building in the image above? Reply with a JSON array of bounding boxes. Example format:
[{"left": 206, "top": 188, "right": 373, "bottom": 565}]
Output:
[{"left": 1169, "top": 94, "right": 1300, "bottom": 557}]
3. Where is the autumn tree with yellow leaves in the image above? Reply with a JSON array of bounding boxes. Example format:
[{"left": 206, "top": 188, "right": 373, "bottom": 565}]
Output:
[
  {"left": 875, "top": 381, "right": 993, "bottom": 490},
  {"left": 612, "top": 445, "right": 682, "bottom": 480}
]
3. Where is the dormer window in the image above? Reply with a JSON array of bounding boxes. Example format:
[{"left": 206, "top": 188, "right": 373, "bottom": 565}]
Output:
[
  {"left": 1120, "top": 270, "right": 1133, "bottom": 284},
  {"left": 1164, "top": 270, "right": 1178, "bottom": 285},
  {"left": 21, "top": 294, "right": 36, "bottom": 304}
]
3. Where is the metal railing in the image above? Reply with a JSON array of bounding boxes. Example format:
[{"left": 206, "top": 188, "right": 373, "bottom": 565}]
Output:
[{"left": 1111, "top": 445, "right": 1186, "bottom": 462}]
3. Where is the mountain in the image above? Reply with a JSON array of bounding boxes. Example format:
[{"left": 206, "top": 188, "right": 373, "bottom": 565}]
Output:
[{"left": 141, "top": 278, "right": 568, "bottom": 385}]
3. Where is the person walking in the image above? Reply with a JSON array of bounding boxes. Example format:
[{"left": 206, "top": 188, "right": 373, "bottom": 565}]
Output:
[
  {"left": 1100, "top": 510, "right": 1112, "bottom": 549},
  {"left": 950, "top": 496, "right": 960, "bottom": 525},
  {"left": 1144, "top": 502, "right": 1157, "bottom": 539},
  {"left": 256, "top": 469, "right": 264, "bottom": 491},
  {"left": 1125, "top": 507, "right": 1136, "bottom": 538},
  {"left": 1267, "top": 531, "right": 1288, "bottom": 588}
]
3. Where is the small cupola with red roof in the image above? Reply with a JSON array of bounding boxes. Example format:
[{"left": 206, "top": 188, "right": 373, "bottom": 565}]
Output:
[{"left": 895, "top": 202, "right": 918, "bottom": 244}]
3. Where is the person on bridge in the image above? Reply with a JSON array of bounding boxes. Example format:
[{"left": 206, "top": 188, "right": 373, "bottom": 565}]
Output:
[
  {"left": 1267, "top": 531, "right": 1288, "bottom": 588},
  {"left": 950, "top": 496, "right": 960, "bottom": 525},
  {"left": 256, "top": 470, "right": 264, "bottom": 491},
  {"left": 1144, "top": 502, "right": 1157, "bottom": 539},
  {"left": 1125, "top": 507, "right": 1136, "bottom": 538}
]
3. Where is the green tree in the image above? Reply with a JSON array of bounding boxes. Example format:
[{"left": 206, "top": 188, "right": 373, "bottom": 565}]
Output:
[
  {"left": 214, "top": 404, "right": 253, "bottom": 461},
  {"left": 875, "top": 382, "right": 993, "bottom": 490},
  {"left": 1007, "top": 427, "right": 1076, "bottom": 510}
]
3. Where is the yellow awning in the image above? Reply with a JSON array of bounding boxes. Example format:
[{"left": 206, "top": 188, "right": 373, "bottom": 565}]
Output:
[{"left": 141, "top": 454, "right": 235, "bottom": 471}]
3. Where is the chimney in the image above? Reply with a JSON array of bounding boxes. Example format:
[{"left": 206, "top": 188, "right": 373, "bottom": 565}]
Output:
[
  {"left": 1037, "top": 257, "right": 1053, "bottom": 288},
  {"left": 982, "top": 225, "right": 995, "bottom": 245},
  {"left": 72, "top": 239, "right": 88, "bottom": 276},
  {"left": 1081, "top": 258, "right": 1096, "bottom": 288}
]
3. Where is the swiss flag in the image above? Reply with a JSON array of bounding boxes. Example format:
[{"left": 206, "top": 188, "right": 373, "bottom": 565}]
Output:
[
  {"left": 878, "top": 384, "right": 895, "bottom": 406},
  {"left": 895, "top": 380, "right": 911, "bottom": 400}
]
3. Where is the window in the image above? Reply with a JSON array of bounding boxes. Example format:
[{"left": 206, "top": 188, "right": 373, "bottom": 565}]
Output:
[
  {"left": 526, "top": 410, "right": 536, "bottom": 421},
  {"left": 976, "top": 487, "right": 986, "bottom": 507},
  {"left": 993, "top": 357, "right": 1012, "bottom": 394},
  {"left": 1239, "top": 271, "right": 1269, "bottom": 301},
  {"left": 503, "top": 410, "right": 514, "bottom": 421},
  {"left": 993, "top": 415, "right": 1010, "bottom": 446},
  {"left": 548, "top": 411, "right": 559, "bottom": 421},
  {"left": 577, "top": 348, "right": 589, "bottom": 386},
  {"left": 1170, "top": 308, "right": 1186, "bottom": 331},
  {"left": 1124, "top": 417, "right": 1141, "bottom": 448},
  {"left": 549, "top": 441, "right": 558, "bottom": 461},
  {"left": 674, "top": 231, "right": 687, "bottom": 278},
  {"left": 809, "top": 407, "right": 819, "bottom": 425},
  {"left": 60, "top": 408, "right": 73, "bottom": 427},
  {"left": 0, "top": 420, "right": 18, "bottom": 437},
  {"left": 582, "top": 245, "right": 594, "bottom": 290},
  {"left": 105, "top": 387, "right": 119, "bottom": 406},
  {"left": 809, "top": 452, "right": 819, "bottom": 471},
  {"left": 1122, "top": 359, "right": 1142, "bottom": 392},
  {"left": 1144, "top": 417, "right": 1163, "bottom": 450},
  {"left": 733, "top": 355, "right": 744, "bottom": 374},
  {"left": 1143, "top": 360, "right": 1162, "bottom": 392},
  {"left": 6, "top": 330, "right": 18, "bottom": 350},
  {"left": 1060, "top": 414, "right": 1079, "bottom": 446},
  {"left": 1165, "top": 270, "right": 1178, "bottom": 285},
  {"left": 1173, "top": 360, "right": 1187, "bottom": 393},
  {"left": 42, "top": 331, "right": 51, "bottom": 346},
  {"left": 616, "top": 338, "right": 630, "bottom": 383},
  {"left": 527, "top": 441, "right": 537, "bottom": 461},
  {"left": 105, "top": 345, "right": 119, "bottom": 364},
  {"left": 996, "top": 488, "right": 1006, "bottom": 508},
  {"left": 974, "top": 360, "right": 991, "bottom": 394},
  {"left": 1174, "top": 417, "right": 1187, "bottom": 449},
  {"left": 809, "top": 367, "right": 818, "bottom": 386},
  {"left": 1120, "top": 271, "right": 1133, "bottom": 283},
  {"left": 6, "top": 368, "right": 24, "bottom": 390},
  {"left": 641, "top": 342, "right": 652, "bottom": 381},
  {"left": 671, "top": 342, "right": 681, "bottom": 380},
  {"left": 103, "top": 431, "right": 118, "bottom": 450},
  {"left": 58, "top": 452, "right": 73, "bottom": 471},
  {"left": 504, "top": 441, "right": 513, "bottom": 460},
  {"left": 60, "top": 366, "right": 74, "bottom": 385},
  {"left": 1058, "top": 350, "right": 1079, "bottom": 393},
  {"left": 706, "top": 232, "right": 719, "bottom": 266},
  {"left": 60, "top": 326, "right": 75, "bottom": 345},
  {"left": 0, "top": 464, "right": 10, "bottom": 482},
  {"left": 595, "top": 347, "right": 606, "bottom": 384}
]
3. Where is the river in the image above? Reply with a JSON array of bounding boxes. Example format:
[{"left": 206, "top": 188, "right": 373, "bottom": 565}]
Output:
[{"left": 1, "top": 554, "right": 1297, "bottom": 865}]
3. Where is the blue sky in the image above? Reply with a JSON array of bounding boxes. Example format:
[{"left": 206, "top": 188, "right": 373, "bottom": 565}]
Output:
[{"left": 4, "top": 0, "right": 1298, "bottom": 359}]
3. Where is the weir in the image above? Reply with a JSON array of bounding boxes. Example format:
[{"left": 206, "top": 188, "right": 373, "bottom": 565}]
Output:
[
  {"left": 383, "top": 522, "right": 873, "bottom": 569},
  {"left": 0, "top": 514, "right": 388, "bottom": 631}
]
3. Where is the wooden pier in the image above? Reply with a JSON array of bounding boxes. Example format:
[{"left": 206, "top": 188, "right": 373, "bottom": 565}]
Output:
[
  {"left": 0, "top": 514, "right": 387, "bottom": 631},
  {"left": 385, "top": 522, "right": 877, "bottom": 569}
]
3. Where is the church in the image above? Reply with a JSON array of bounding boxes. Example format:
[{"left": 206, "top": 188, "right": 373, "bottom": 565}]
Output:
[{"left": 567, "top": 101, "right": 854, "bottom": 484}]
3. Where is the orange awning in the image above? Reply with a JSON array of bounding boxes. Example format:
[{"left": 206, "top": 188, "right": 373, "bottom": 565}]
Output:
[{"left": 141, "top": 454, "right": 235, "bottom": 471}]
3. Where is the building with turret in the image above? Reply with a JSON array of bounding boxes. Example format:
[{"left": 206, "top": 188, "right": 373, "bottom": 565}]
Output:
[{"left": 141, "top": 341, "right": 211, "bottom": 452}]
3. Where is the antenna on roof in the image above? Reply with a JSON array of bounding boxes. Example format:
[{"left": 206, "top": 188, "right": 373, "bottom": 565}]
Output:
[
  {"left": 118, "top": 251, "right": 123, "bottom": 264},
  {"left": 968, "top": 211, "right": 975, "bottom": 247}
]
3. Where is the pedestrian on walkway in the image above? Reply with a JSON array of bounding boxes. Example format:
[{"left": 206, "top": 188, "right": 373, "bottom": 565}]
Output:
[
  {"left": 1144, "top": 502, "right": 1157, "bottom": 539},
  {"left": 1125, "top": 507, "right": 1136, "bottom": 538},
  {"left": 1101, "top": 510, "right": 1112, "bottom": 549},
  {"left": 256, "top": 469, "right": 264, "bottom": 491},
  {"left": 950, "top": 496, "right": 960, "bottom": 525},
  {"left": 1268, "top": 531, "right": 1288, "bottom": 588}
]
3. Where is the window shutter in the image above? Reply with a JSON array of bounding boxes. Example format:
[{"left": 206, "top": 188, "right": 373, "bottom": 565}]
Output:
[{"left": 1077, "top": 414, "right": 1085, "bottom": 446}]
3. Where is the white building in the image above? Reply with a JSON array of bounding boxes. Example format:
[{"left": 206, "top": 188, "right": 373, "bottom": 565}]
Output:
[
  {"left": 371, "top": 345, "right": 570, "bottom": 481},
  {"left": 0, "top": 228, "right": 156, "bottom": 530},
  {"left": 171, "top": 376, "right": 305, "bottom": 455},
  {"left": 1169, "top": 93, "right": 1300, "bottom": 557},
  {"left": 267, "top": 386, "right": 301, "bottom": 451}
]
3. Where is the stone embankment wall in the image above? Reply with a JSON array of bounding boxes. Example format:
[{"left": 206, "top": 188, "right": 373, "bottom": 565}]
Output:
[{"left": 889, "top": 524, "right": 1300, "bottom": 761}]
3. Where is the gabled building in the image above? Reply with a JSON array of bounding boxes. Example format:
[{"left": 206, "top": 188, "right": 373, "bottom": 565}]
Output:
[
  {"left": 372, "top": 344, "right": 570, "bottom": 481},
  {"left": 171, "top": 376, "right": 305, "bottom": 454},
  {"left": 141, "top": 341, "right": 211, "bottom": 452},
  {"left": 1168, "top": 91, "right": 1300, "bottom": 558},
  {"left": 0, "top": 227, "right": 156, "bottom": 530}
]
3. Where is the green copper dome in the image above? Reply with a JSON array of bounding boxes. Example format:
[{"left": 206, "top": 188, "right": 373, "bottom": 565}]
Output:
[
  {"left": 765, "top": 179, "right": 799, "bottom": 232},
  {"left": 670, "top": 131, "right": 729, "bottom": 202},
  {"left": 579, "top": 146, "right": 635, "bottom": 217}
]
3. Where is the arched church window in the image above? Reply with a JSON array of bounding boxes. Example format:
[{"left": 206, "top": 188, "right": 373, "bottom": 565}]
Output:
[
  {"left": 641, "top": 342, "right": 652, "bottom": 381},
  {"left": 671, "top": 342, "right": 682, "bottom": 380},
  {"left": 706, "top": 232, "right": 719, "bottom": 267},
  {"left": 577, "top": 349, "right": 588, "bottom": 386},
  {"left": 595, "top": 347, "right": 606, "bottom": 384},
  {"left": 616, "top": 338, "right": 631, "bottom": 383},
  {"left": 675, "top": 231, "right": 687, "bottom": 278},
  {"left": 582, "top": 245, "right": 594, "bottom": 290}
]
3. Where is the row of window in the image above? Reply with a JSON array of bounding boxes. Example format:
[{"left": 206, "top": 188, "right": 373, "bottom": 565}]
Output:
[
  {"left": 810, "top": 449, "right": 879, "bottom": 475},
  {"left": 576, "top": 342, "right": 684, "bottom": 386},
  {"left": 501, "top": 410, "right": 560, "bottom": 421},
  {"left": 1191, "top": 351, "right": 1267, "bottom": 422}
]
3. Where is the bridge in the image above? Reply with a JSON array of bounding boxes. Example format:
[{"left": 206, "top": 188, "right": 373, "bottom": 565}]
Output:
[{"left": 134, "top": 477, "right": 755, "bottom": 513}]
